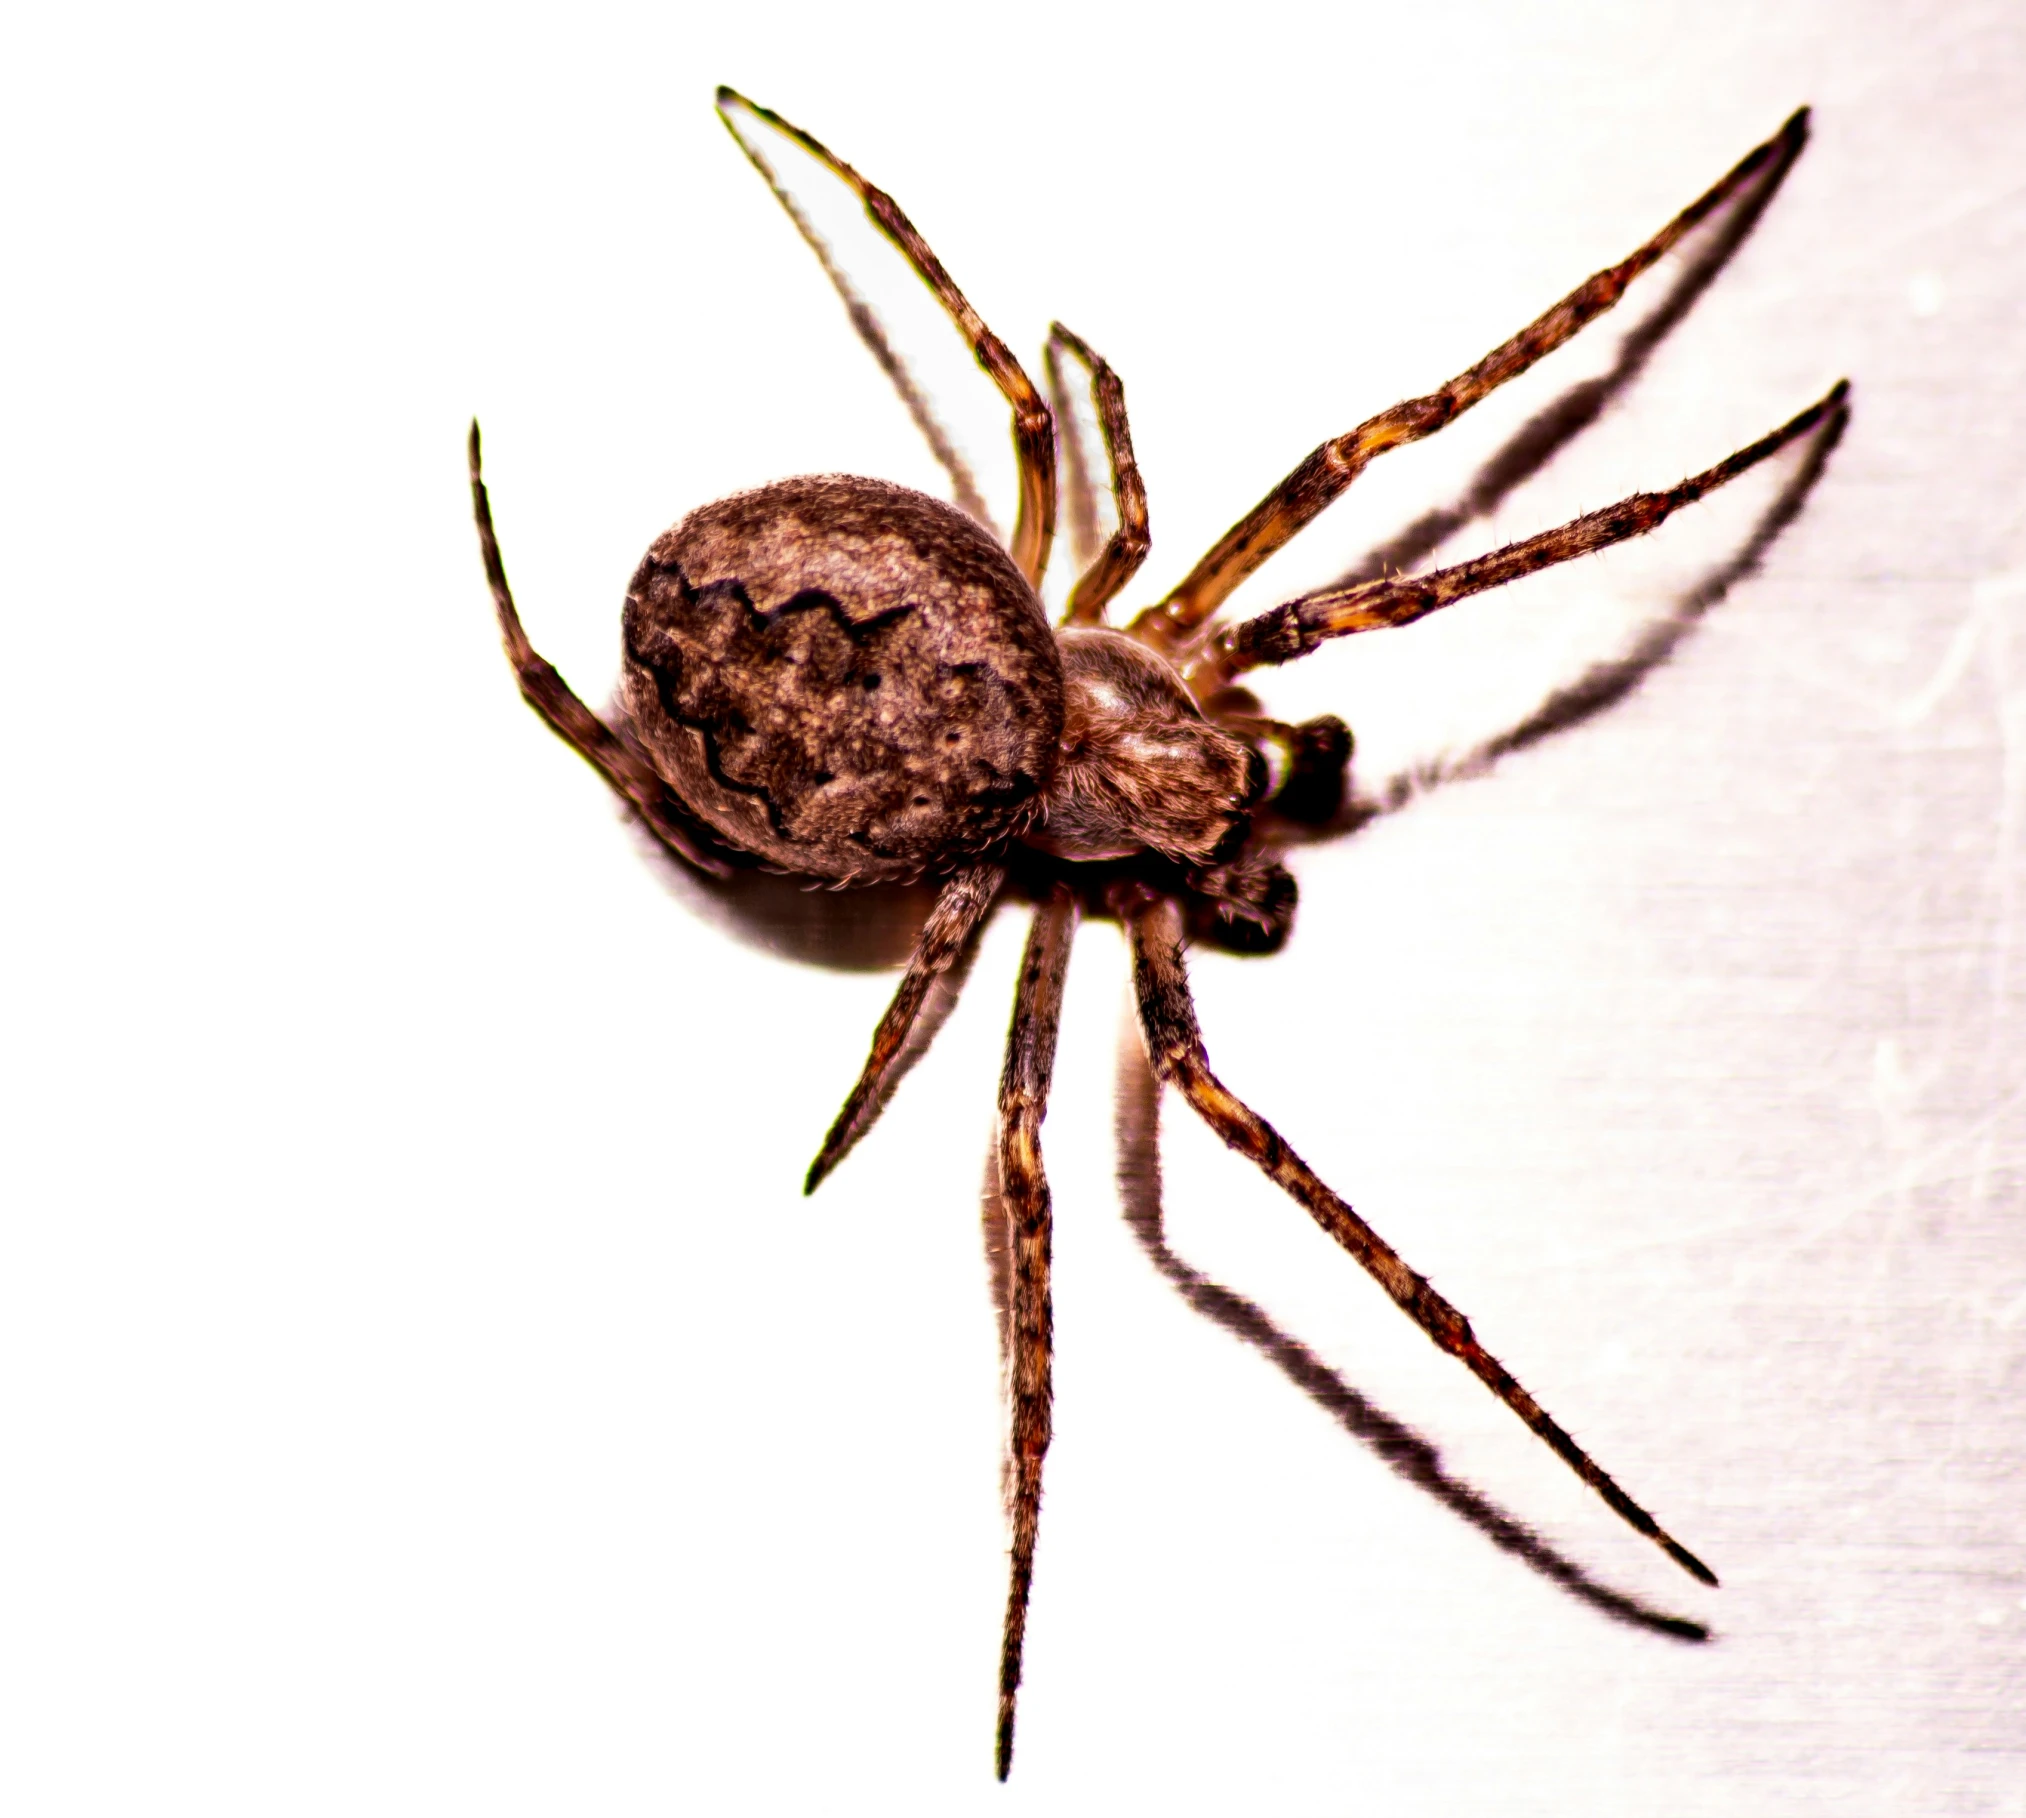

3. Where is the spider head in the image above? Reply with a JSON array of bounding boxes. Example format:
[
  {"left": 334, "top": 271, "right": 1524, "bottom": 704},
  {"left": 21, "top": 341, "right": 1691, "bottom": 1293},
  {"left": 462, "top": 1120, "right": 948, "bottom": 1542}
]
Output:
[{"left": 1025, "top": 627, "right": 1266, "bottom": 868}]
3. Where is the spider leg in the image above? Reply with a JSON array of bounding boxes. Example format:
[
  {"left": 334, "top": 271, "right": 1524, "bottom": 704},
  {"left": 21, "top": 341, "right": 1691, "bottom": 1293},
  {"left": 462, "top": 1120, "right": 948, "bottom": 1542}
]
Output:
[
  {"left": 711, "top": 94, "right": 992, "bottom": 536},
  {"left": 1349, "top": 387, "right": 1850, "bottom": 824},
  {"left": 1044, "top": 329, "right": 1105, "bottom": 578},
  {"left": 1130, "top": 107, "right": 1810, "bottom": 650},
  {"left": 1329, "top": 109, "right": 1807, "bottom": 594},
  {"left": 717, "top": 89, "right": 1057, "bottom": 588},
  {"left": 1113, "top": 1017, "right": 1708, "bottom": 1642},
  {"left": 467, "top": 423, "right": 731, "bottom": 878},
  {"left": 993, "top": 888, "right": 1077, "bottom": 1780},
  {"left": 803, "top": 863, "right": 1005, "bottom": 1193},
  {"left": 1192, "top": 380, "right": 1847, "bottom": 687},
  {"left": 1124, "top": 894, "right": 1716, "bottom": 1587},
  {"left": 1043, "top": 323, "right": 1151, "bottom": 626},
  {"left": 980, "top": 1131, "right": 1015, "bottom": 1407}
]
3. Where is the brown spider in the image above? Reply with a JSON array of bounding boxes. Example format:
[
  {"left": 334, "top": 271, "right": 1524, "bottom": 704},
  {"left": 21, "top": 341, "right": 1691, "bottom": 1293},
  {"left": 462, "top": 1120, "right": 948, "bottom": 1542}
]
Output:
[{"left": 468, "top": 89, "right": 1847, "bottom": 1779}]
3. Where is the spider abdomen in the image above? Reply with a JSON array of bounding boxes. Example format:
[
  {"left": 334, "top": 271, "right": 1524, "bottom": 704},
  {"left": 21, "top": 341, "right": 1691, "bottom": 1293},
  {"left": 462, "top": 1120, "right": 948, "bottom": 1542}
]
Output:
[{"left": 620, "top": 475, "right": 1064, "bottom": 883}]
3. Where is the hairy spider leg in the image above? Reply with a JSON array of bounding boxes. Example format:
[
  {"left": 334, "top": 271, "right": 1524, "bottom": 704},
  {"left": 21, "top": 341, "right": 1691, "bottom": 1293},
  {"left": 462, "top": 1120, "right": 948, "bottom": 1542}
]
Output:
[
  {"left": 716, "top": 88, "right": 1058, "bottom": 589},
  {"left": 804, "top": 862, "right": 1006, "bottom": 1193},
  {"left": 1125, "top": 895, "right": 1717, "bottom": 1587},
  {"left": 1040, "top": 322, "right": 1352, "bottom": 818},
  {"left": 1043, "top": 331, "right": 1105, "bottom": 578},
  {"left": 1130, "top": 107, "right": 1811, "bottom": 652},
  {"left": 994, "top": 890, "right": 1077, "bottom": 1780},
  {"left": 1351, "top": 387, "right": 1850, "bottom": 822},
  {"left": 712, "top": 93, "right": 992, "bottom": 536},
  {"left": 1326, "top": 111, "right": 1810, "bottom": 596},
  {"left": 1043, "top": 323, "right": 1151, "bottom": 626},
  {"left": 1112, "top": 1021, "right": 1710, "bottom": 1643},
  {"left": 1193, "top": 380, "right": 1848, "bottom": 687},
  {"left": 467, "top": 423, "right": 732, "bottom": 878}
]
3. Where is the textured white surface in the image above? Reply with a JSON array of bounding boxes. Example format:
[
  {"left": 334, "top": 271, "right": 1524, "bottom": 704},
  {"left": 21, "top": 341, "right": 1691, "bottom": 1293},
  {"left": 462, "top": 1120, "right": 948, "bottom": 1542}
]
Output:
[{"left": 4, "top": 1, "right": 2023, "bottom": 1812}]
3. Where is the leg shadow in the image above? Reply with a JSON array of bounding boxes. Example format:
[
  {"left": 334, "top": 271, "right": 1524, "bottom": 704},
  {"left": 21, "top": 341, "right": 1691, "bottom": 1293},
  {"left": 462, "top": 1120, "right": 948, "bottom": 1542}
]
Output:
[{"left": 1112, "top": 1018, "right": 1710, "bottom": 1643}]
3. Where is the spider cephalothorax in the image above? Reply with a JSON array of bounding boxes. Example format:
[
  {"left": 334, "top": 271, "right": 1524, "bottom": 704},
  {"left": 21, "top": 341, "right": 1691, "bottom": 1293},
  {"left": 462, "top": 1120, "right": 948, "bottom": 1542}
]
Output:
[{"left": 469, "top": 88, "right": 1847, "bottom": 1778}]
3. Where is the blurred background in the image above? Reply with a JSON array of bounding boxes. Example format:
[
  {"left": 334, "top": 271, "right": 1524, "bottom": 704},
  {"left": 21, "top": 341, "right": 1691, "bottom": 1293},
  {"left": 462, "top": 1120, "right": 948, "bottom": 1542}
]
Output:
[{"left": 3, "top": 1, "right": 2021, "bottom": 1810}]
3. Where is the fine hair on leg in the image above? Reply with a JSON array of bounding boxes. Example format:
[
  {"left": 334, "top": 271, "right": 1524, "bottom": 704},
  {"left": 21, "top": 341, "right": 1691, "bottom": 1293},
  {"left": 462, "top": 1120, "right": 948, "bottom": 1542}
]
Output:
[
  {"left": 1045, "top": 327, "right": 1105, "bottom": 576},
  {"left": 716, "top": 89, "right": 1058, "bottom": 587},
  {"left": 468, "top": 422, "right": 732, "bottom": 877},
  {"left": 1124, "top": 893, "right": 1716, "bottom": 1586},
  {"left": 714, "top": 94, "right": 994, "bottom": 536},
  {"left": 1193, "top": 380, "right": 1849, "bottom": 687},
  {"left": 1112, "top": 1017, "right": 1709, "bottom": 1642},
  {"left": 994, "top": 889, "right": 1077, "bottom": 1779},
  {"left": 805, "top": 863, "right": 1005, "bottom": 1193},
  {"left": 1351, "top": 385, "right": 1851, "bottom": 823},
  {"left": 1330, "top": 109, "right": 1810, "bottom": 593},
  {"left": 1044, "top": 322, "right": 1151, "bottom": 626},
  {"left": 1131, "top": 108, "right": 1812, "bottom": 649}
]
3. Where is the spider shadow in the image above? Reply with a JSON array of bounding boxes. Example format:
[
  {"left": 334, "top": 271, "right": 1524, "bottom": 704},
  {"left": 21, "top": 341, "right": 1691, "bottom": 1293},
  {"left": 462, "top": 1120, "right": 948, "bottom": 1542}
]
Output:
[
  {"left": 1108, "top": 1023, "right": 1711, "bottom": 1644},
  {"left": 619, "top": 809, "right": 940, "bottom": 972},
  {"left": 615, "top": 795, "right": 991, "bottom": 1142}
]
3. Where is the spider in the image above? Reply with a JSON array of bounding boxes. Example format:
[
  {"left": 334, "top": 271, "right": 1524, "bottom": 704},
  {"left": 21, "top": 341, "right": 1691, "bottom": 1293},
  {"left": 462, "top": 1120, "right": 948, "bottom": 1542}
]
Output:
[{"left": 468, "top": 89, "right": 1847, "bottom": 1779}]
